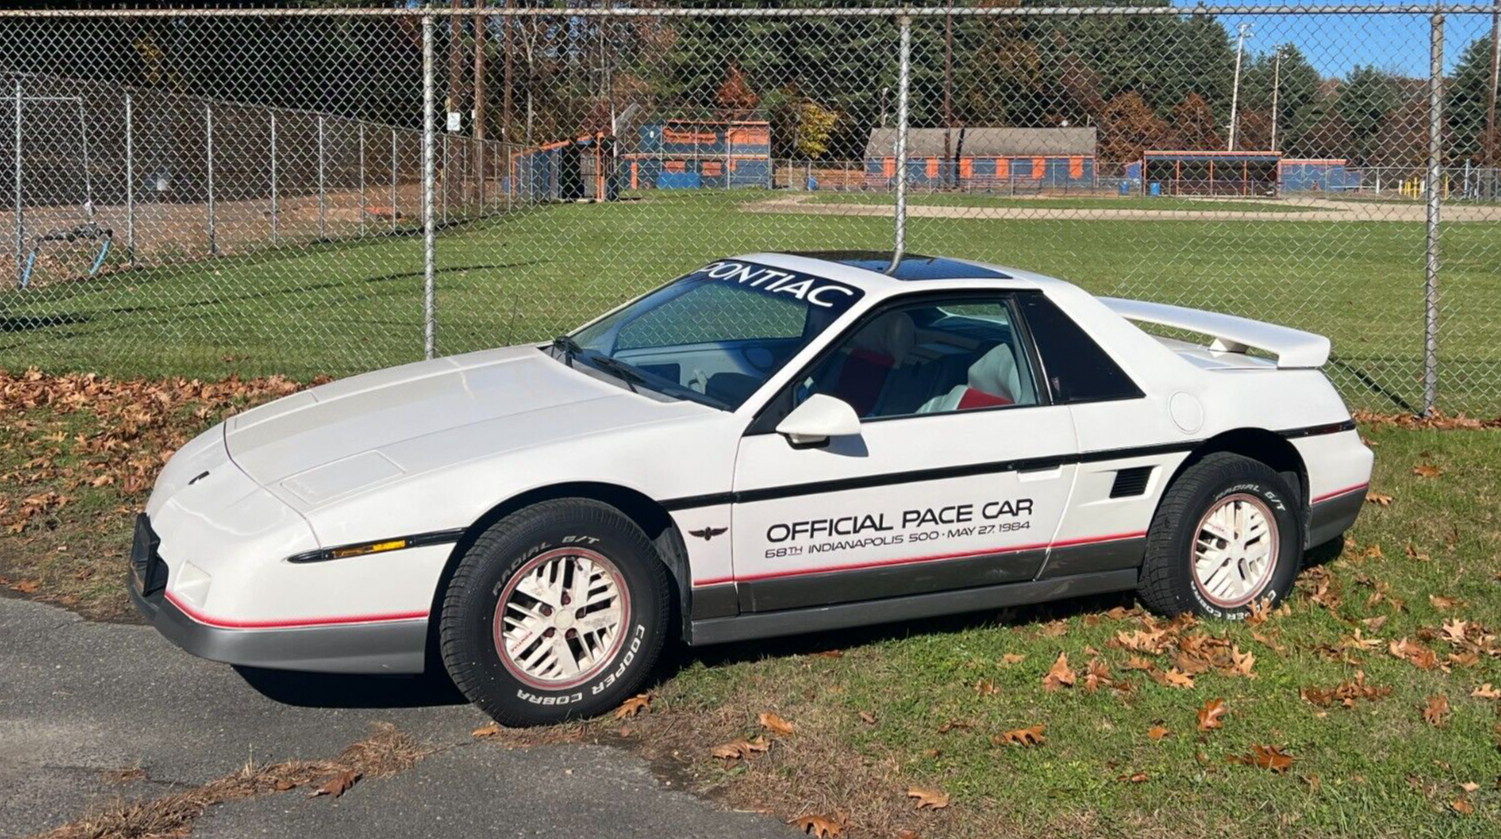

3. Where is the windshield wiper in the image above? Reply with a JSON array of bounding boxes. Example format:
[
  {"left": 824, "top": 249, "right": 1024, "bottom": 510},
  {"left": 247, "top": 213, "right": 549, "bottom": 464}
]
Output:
[
  {"left": 585, "top": 354, "right": 646, "bottom": 394},
  {"left": 550, "top": 335, "right": 583, "bottom": 368}
]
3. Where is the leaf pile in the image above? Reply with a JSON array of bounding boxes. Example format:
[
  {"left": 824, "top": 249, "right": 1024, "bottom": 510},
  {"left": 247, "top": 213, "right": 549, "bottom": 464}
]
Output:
[{"left": 1, "top": 368, "right": 312, "bottom": 533}]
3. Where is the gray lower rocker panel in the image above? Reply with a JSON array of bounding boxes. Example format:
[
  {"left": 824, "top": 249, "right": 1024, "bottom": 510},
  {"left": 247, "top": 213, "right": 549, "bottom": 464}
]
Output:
[
  {"left": 1307, "top": 490, "right": 1365, "bottom": 549},
  {"left": 688, "top": 568, "right": 1137, "bottom": 646},
  {"left": 131, "top": 585, "right": 428, "bottom": 675}
]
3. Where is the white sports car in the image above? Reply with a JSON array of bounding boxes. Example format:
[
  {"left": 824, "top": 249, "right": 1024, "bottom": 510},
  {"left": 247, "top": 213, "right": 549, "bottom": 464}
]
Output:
[{"left": 131, "top": 252, "right": 1372, "bottom": 724}]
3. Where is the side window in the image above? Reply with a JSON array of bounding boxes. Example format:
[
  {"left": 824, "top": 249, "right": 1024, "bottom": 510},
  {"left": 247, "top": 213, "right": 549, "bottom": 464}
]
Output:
[
  {"left": 796, "top": 297, "right": 1041, "bottom": 419},
  {"left": 1015, "top": 292, "right": 1143, "bottom": 403}
]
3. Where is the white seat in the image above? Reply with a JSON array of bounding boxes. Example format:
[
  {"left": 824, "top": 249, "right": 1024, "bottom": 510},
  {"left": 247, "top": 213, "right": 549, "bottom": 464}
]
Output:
[{"left": 917, "top": 343, "right": 1020, "bottom": 414}]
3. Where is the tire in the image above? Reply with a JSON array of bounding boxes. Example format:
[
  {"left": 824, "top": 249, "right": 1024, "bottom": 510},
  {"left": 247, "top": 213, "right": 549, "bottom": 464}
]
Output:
[
  {"left": 1138, "top": 452, "right": 1302, "bottom": 620},
  {"left": 439, "top": 499, "right": 670, "bottom": 726}
]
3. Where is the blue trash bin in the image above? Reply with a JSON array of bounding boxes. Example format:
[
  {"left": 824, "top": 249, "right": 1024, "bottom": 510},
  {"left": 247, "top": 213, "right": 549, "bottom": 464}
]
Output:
[
  {"left": 1149, "top": 182, "right": 1162, "bottom": 197},
  {"left": 1118, "top": 181, "right": 1131, "bottom": 196}
]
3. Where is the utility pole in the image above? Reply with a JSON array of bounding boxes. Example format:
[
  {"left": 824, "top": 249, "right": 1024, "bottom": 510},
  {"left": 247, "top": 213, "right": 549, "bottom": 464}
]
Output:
[
  {"left": 473, "top": 0, "right": 487, "bottom": 142},
  {"left": 1270, "top": 46, "right": 1283, "bottom": 153},
  {"left": 446, "top": 0, "right": 466, "bottom": 133},
  {"left": 1487, "top": 0, "right": 1499, "bottom": 168},
  {"left": 473, "top": 0, "right": 488, "bottom": 206},
  {"left": 1228, "top": 22, "right": 1251, "bottom": 151},
  {"left": 943, "top": 4, "right": 954, "bottom": 188},
  {"left": 502, "top": 0, "right": 512, "bottom": 146}
]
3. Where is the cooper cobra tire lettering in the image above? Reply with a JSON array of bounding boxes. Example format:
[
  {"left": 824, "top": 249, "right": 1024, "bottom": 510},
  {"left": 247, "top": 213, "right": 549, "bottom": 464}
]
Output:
[{"left": 439, "top": 499, "right": 669, "bottom": 727}]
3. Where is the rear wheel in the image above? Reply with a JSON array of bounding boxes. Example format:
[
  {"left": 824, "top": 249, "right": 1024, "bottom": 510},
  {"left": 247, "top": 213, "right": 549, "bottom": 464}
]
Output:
[
  {"left": 439, "top": 499, "right": 669, "bottom": 725},
  {"left": 1138, "top": 453, "right": 1302, "bottom": 620}
]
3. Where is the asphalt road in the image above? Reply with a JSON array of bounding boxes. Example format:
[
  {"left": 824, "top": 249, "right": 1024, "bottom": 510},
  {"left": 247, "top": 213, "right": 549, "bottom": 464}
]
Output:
[{"left": 0, "top": 594, "right": 794, "bottom": 839}]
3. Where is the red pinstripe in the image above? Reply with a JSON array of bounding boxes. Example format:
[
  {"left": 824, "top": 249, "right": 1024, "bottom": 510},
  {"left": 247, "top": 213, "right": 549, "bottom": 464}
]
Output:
[
  {"left": 165, "top": 591, "right": 427, "bottom": 630},
  {"left": 1311, "top": 482, "right": 1369, "bottom": 504}
]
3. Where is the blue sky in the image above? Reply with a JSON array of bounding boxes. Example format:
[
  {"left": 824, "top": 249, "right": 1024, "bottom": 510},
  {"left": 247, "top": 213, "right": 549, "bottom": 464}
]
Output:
[{"left": 1176, "top": 2, "right": 1496, "bottom": 79}]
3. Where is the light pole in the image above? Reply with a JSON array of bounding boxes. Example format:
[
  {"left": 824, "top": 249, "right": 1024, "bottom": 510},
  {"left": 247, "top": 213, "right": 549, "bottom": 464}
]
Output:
[
  {"left": 1228, "top": 22, "right": 1252, "bottom": 151},
  {"left": 1270, "top": 45, "right": 1283, "bottom": 153},
  {"left": 1487, "top": 0, "right": 1498, "bottom": 169}
]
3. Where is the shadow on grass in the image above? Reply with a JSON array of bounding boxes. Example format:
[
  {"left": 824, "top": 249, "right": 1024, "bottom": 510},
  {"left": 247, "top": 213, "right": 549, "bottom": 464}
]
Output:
[{"left": 0, "top": 312, "right": 93, "bottom": 332}]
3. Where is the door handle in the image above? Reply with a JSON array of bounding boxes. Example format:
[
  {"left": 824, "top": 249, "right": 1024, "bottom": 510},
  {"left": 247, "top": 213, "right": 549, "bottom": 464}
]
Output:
[{"left": 1017, "top": 465, "right": 1063, "bottom": 482}]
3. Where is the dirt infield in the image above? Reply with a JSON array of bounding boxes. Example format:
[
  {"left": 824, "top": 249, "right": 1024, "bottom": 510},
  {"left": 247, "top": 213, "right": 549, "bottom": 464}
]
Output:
[{"left": 744, "top": 192, "right": 1501, "bottom": 223}]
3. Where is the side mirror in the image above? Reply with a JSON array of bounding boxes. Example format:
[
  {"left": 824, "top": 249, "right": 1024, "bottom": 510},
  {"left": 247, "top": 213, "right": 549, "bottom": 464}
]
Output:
[{"left": 776, "top": 395, "right": 862, "bottom": 448}]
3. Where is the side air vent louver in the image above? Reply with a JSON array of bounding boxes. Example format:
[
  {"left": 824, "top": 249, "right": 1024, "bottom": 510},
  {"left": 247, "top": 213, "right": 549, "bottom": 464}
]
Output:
[{"left": 1110, "top": 466, "right": 1154, "bottom": 499}]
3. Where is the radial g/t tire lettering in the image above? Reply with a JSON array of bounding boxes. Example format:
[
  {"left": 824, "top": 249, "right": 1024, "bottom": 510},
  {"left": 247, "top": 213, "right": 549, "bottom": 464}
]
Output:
[
  {"left": 1138, "top": 453, "right": 1302, "bottom": 620},
  {"left": 439, "top": 499, "right": 669, "bottom": 726}
]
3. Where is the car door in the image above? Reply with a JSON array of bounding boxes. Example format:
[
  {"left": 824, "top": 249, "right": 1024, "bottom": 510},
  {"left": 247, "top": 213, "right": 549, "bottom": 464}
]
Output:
[{"left": 728, "top": 293, "right": 1080, "bottom": 613}]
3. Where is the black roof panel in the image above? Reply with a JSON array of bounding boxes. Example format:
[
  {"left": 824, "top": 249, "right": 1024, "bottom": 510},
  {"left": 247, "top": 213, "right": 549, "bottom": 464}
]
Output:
[{"left": 789, "top": 251, "right": 1011, "bottom": 281}]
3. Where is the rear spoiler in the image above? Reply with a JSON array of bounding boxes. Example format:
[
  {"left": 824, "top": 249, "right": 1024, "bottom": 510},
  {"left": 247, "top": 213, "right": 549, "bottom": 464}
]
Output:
[{"left": 1100, "top": 297, "right": 1331, "bottom": 369}]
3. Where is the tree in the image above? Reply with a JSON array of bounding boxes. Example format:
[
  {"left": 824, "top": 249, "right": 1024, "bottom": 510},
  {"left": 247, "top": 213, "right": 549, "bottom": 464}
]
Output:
[
  {"left": 794, "top": 100, "right": 839, "bottom": 159},
  {"left": 1240, "top": 44, "right": 1320, "bottom": 152},
  {"left": 1337, "top": 66, "right": 1400, "bottom": 166},
  {"left": 716, "top": 63, "right": 760, "bottom": 115},
  {"left": 1448, "top": 34, "right": 1498, "bottom": 164},
  {"left": 1101, "top": 91, "right": 1172, "bottom": 163},
  {"left": 1173, "top": 92, "right": 1223, "bottom": 150}
]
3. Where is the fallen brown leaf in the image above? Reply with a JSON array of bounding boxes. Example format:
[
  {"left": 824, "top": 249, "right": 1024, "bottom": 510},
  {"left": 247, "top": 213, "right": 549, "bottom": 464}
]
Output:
[
  {"left": 471, "top": 722, "right": 503, "bottom": 739},
  {"left": 711, "top": 735, "right": 770, "bottom": 763},
  {"left": 615, "top": 693, "right": 651, "bottom": 719},
  {"left": 758, "top": 712, "right": 795, "bottom": 736},
  {"left": 1148, "top": 725, "right": 1171, "bottom": 741},
  {"left": 993, "top": 725, "right": 1047, "bottom": 747},
  {"left": 309, "top": 769, "right": 360, "bottom": 799},
  {"left": 1422, "top": 694, "right": 1450, "bottom": 727},
  {"left": 1228, "top": 744, "right": 1293, "bottom": 773},
  {"left": 792, "top": 814, "right": 843, "bottom": 838},
  {"left": 1196, "top": 698, "right": 1228, "bottom": 732},
  {"left": 1042, "top": 652, "right": 1076, "bottom": 691},
  {"left": 907, "top": 786, "right": 950, "bottom": 810}
]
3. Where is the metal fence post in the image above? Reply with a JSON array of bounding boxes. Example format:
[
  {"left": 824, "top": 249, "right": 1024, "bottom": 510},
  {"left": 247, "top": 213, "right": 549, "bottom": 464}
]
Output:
[
  {"left": 422, "top": 14, "right": 437, "bottom": 360},
  {"left": 359, "top": 122, "right": 366, "bottom": 236},
  {"left": 317, "top": 114, "right": 327, "bottom": 241},
  {"left": 12, "top": 78, "right": 21, "bottom": 288},
  {"left": 270, "top": 111, "right": 279, "bottom": 246},
  {"left": 390, "top": 126, "right": 398, "bottom": 234},
  {"left": 888, "top": 14, "right": 911, "bottom": 272},
  {"left": 124, "top": 91, "right": 135, "bottom": 265},
  {"left": 1423, "top": 9, "right": 1444, "bottom": 416},
  {"left": 206, "top": 103, "right": 216, "bottom": 256}
]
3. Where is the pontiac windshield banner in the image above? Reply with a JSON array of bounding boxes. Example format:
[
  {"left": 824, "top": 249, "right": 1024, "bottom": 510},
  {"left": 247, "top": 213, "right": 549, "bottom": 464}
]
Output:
[
  {"left": 763, "top": 499, "right": 1035, "bottom": 559},
  {"left": 687, "top": 260, "right": 862, "bottom": 311}
]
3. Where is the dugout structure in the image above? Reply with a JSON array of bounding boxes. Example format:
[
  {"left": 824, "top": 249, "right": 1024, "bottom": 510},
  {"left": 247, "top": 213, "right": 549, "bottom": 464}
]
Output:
[
  {"left": 509, "top": 132, "right": 617, "bottom": 202},
  {"left": 1141, "top": 150, "right": 1281, "bottom": 197},
  {"left": 864, "top": 127, "right": 1098, "bottom": 191},
  {"left": 1279, "top": 158, "right": 1359, "bottom": 193},
  {"left": 625, "top": 119, "right": 772, "bottom": 189}
]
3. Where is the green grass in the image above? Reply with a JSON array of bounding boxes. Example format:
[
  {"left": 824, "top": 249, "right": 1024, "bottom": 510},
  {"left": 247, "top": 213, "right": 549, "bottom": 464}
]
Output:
[
  {"left": 7, "top": 381, "right": 1498, "bottom": 836},
  {"left": 2, "top": 190, "right": 1498, "bottom": 413},
  {"left": 810, "top": 192, "right": 1319, "bottom": 213},
  {"left": 633, "top": 422, "right": 1501, "bottom": 837}
]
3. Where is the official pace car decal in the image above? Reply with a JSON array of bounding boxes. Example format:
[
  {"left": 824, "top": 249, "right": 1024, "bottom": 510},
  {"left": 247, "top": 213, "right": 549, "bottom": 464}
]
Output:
[
  {"left": 687, "top": 260, "right": 862, "bottom": 310},
  {"left": 761, "top": 498, "right": 1035, "bottom": 560}
]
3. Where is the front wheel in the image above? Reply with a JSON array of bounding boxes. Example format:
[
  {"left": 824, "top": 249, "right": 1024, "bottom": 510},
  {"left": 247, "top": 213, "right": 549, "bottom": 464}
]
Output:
[
  {"left": 1138, "top": 453, "right": 1302, "bottom": 620},
  {"left": 439, "top": 499, "right": 670, "bottom": 726}
]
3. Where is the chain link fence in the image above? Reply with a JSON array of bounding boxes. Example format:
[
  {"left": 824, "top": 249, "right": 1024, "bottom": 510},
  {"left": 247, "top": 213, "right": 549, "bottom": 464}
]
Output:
[{"left": 1, "top": 4, "right": 1498, "bottom": 416}]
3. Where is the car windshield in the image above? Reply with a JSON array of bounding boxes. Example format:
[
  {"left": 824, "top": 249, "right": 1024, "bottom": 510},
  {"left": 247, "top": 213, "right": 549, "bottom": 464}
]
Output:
[{"left": 555, "top": 259, "right": 864, "bottom": 410}]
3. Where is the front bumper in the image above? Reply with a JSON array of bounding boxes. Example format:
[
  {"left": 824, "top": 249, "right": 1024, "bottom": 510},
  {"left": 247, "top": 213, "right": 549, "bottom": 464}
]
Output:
[{"left": 128, "top": 516, "right": 429, "bottom": 675}]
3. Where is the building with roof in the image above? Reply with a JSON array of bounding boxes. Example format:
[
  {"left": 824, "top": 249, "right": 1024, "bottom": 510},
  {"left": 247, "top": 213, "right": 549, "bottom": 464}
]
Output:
[
  {"left": 1140, "top": 150, "right": 1281, "bottom": 197},
  {"left": 624, "top": 119, "right": 772, "bottom": 190},
  {"left": 863, "top": 127, "right": 1098, "bottom": 191}
]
